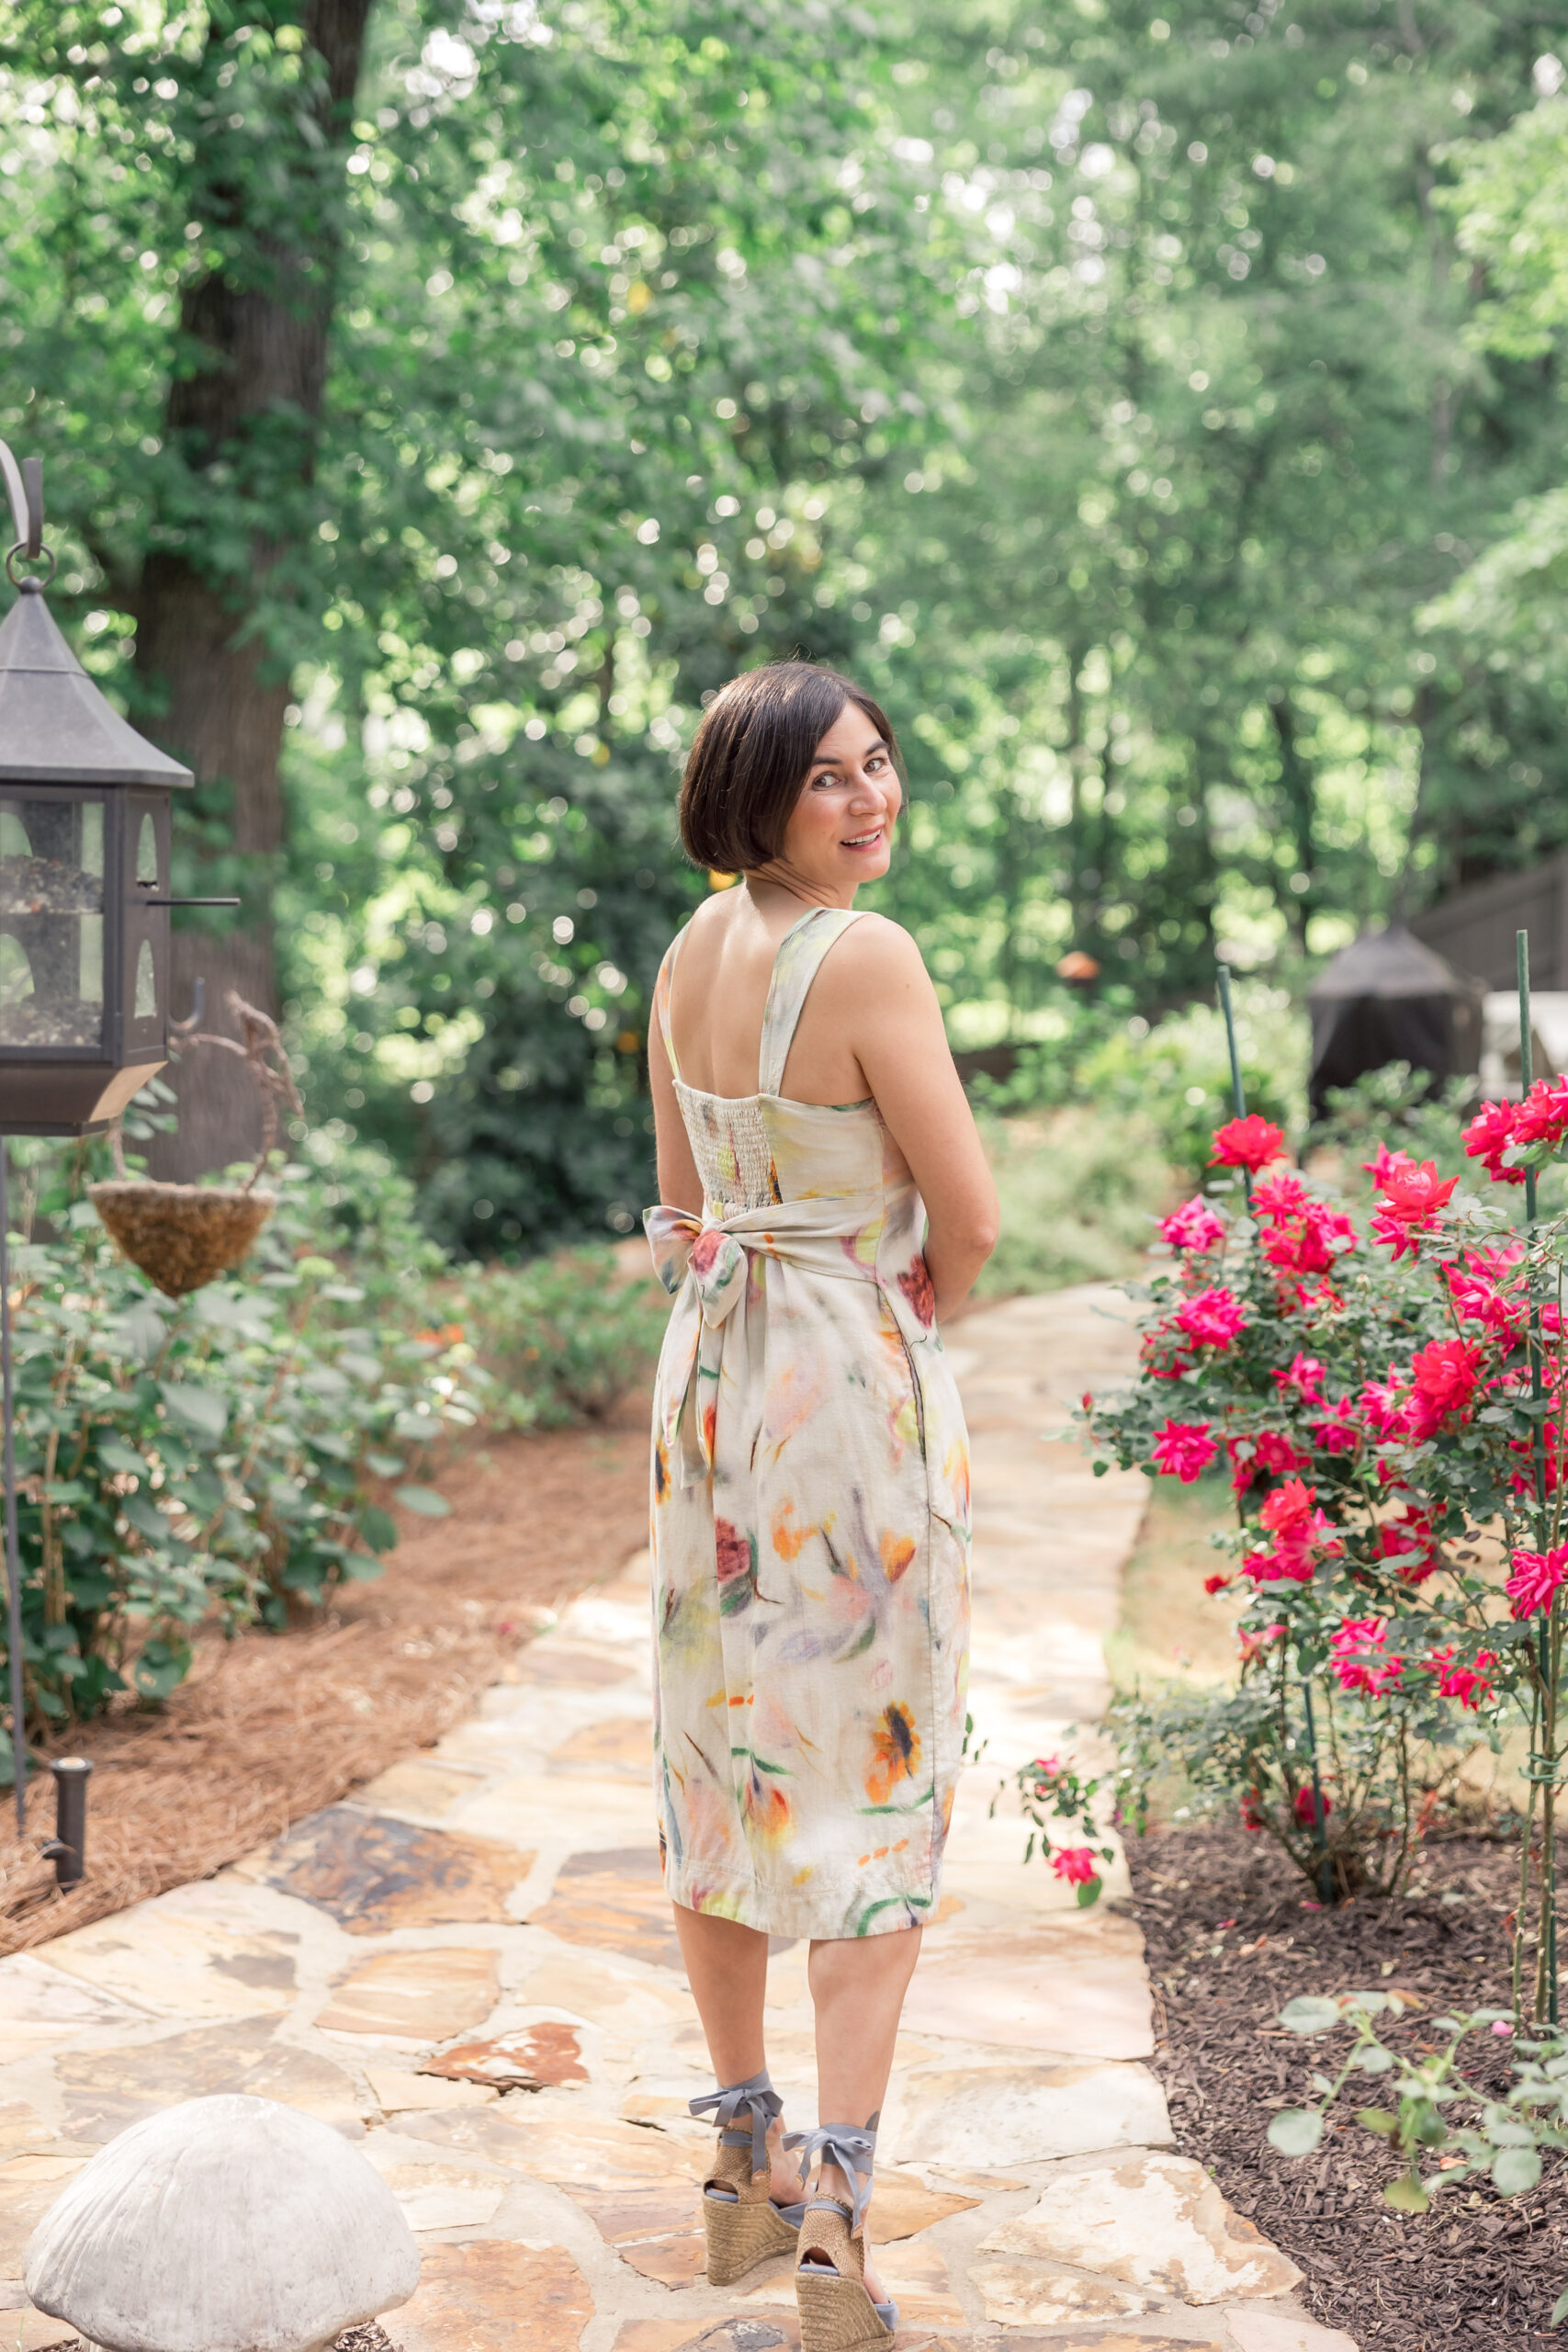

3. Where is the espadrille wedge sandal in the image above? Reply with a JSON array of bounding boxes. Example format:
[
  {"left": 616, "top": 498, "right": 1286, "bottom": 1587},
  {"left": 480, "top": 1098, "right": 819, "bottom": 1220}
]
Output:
[
  {"left": 689, "top": 2069, "right": 805, "bottom": 2287},
  {"left": 785, "top": 2121, "right": 897, "bottom": 2352}
]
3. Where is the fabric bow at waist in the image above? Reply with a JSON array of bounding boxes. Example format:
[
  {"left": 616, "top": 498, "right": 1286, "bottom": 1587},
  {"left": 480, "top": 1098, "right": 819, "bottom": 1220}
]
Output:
[{"left": 644, "top": 1193, "right": 893, "bottom": 1487}]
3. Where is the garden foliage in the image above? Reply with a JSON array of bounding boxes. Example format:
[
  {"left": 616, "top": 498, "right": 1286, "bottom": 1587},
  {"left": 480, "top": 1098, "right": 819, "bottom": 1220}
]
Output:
[
  {"left": 0, "top": 1121, "right": 662, "bottom": 1757},
  {"left": 1268, "top": 1989, "right": 1568, "bottom": 2318},
  {"left": 1089, "top": 1084, "right": 1568, "bottom": 1997}
]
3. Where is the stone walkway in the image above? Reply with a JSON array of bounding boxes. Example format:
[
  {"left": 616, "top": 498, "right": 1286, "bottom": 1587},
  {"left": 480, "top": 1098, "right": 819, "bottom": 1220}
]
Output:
[{"left": 0, "top": 1284, "right": 1354, "bottom": 2352}]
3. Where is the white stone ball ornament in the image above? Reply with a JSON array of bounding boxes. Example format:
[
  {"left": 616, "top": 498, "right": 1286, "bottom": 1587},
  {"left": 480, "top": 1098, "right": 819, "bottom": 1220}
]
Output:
[{"left": 24, "top": 2094, "right": 421, "bottom": 2352}]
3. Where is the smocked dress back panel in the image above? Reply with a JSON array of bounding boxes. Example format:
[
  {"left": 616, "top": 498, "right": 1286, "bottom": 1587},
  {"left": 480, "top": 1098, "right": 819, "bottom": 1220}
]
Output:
[{"left": 644, "top": 905, "right": 971, "bottom": 1939}]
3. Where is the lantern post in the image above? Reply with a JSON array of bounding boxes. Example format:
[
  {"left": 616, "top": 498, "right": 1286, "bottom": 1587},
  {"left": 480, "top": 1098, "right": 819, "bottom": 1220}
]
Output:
[{"left": 0, "top": 444, "right": 234, "bottom": 1859}]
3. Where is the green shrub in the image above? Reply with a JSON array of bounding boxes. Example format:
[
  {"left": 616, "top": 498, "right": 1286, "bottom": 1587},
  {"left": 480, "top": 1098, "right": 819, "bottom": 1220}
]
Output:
[
  {"left": 976, "top": 978, "right": 1305, "bottom": 1183},
  {"left": 451, "top": 1246, "right": 666, "bottom": 1430},
  {"left": 976, "top": 1105, "right": 1177, "bottom": 1298},
  {"left": 0, "top": 1150, "right": 479, "bottom": 1750}
]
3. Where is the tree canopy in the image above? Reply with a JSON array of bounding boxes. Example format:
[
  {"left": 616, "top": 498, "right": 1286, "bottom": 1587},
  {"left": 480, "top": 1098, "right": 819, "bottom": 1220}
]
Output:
[{"left": 2, "top": 0, "right": 1564, "bottom": 1247}]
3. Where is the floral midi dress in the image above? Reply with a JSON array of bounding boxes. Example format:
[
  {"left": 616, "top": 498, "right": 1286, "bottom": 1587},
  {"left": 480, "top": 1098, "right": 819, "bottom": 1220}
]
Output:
[{"left": 644, "top": 905, "right": 972, "bottom": 1940}]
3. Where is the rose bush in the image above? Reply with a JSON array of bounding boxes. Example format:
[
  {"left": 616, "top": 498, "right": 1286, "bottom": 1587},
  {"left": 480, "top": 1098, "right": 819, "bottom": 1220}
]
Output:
[{"left": 1089, "top": 1093, "right": 1568, "bottom": 1949}]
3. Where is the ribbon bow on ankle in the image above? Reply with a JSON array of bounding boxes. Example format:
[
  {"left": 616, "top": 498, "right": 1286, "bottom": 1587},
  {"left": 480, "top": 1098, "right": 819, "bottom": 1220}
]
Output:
[
  {"left": 782, "top": 2120, "right": 878, "bottom": 2232},
  {"left": 688, "top": 2069, "right": 784, "bottom": 2175}
]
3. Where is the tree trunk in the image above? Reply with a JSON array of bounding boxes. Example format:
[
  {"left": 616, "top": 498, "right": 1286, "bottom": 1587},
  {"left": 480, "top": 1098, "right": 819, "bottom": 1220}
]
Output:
[{"left": 134, "top": 0, "right": 375, "bottom": 1179}]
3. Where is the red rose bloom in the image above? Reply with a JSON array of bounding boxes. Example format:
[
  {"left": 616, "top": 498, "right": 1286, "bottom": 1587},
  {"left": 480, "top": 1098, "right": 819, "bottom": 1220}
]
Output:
[{"left": 1211, "top": 1114, "right": 1286, "bottom": 1173}]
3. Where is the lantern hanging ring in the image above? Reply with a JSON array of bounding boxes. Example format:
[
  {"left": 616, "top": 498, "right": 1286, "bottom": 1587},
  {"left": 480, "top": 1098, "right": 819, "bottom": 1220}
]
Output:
[{"left": 2, "top": 440, "right": 52, "bottom": 592}]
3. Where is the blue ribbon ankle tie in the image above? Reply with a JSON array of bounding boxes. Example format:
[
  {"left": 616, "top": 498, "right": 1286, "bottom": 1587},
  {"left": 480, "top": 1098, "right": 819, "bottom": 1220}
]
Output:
[
  {"left": 689, "top": 2067, "right": 784, "bottom": 2177},
  {"left": 782, "top": 2119, "right": 878, "bottom": 2233}
]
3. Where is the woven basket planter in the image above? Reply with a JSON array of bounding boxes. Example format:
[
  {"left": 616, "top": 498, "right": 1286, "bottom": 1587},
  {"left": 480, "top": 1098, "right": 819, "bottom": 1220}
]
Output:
[{"left": 89, "top": 1182, "right": 276, "bottom": 1298}]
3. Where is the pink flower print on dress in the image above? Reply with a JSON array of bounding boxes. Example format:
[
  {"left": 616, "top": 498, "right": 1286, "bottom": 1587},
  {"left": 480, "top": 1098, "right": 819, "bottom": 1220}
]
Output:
[
  {"left": 897, "top": 1253, "right": 936, "bottom": 1329},
  {"left": 715, "top": 1519, "right": 764, "bottom": 1616}
]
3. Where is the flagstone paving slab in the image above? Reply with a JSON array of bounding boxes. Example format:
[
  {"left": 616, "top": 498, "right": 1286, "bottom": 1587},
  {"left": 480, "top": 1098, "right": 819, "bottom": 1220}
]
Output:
[
  {"left": 53, "top": 2016, "right": 367, "bottom": 2140},
  {"left": 889, "top": 2061, "right": 1171, "bottom": 2166},
  {"left": 981, "top": 2154, "right": 1302, "bottom": 2305},
  {"left": 0, "top": 1284, "right": 1344, "bottom": 2350},
  {"left": 969, "top": 2260, "right": 1160, "bottom": 2327},
  {"left": 391, "top": 2241, "right": 592, "bottom": 2352},
  {"left": 423, "top": 2022, "right": 589, "bottom": 2090},
  {"left": 315, "top": 1946, "right": 502, "bottom": 2040},
  {"left": 260, "top": 1807, "right": 531, "bottom": 1933},
  {"left": 1222, "top": 2312, "right": 1359, "bottom": 2352}
]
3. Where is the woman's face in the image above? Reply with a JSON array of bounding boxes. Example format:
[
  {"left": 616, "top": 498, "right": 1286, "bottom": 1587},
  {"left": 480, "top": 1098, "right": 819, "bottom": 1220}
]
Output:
[{"left": 776, "top": 700, "right": 901, "bottom": 893}]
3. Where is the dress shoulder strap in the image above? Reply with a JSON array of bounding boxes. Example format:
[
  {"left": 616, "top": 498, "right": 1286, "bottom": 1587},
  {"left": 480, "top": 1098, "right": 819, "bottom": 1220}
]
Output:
[
  {"left": 758, "top": 906, "right": 866, "bottom": 1097},
  {"left": 653, "top": 924, "right": 690, "bottom": 1082}
]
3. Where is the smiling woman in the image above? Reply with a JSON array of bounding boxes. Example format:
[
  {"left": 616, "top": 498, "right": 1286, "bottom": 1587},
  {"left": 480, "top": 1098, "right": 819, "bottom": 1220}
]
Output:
[{"left": 640, "top": 660, "right": 997, "bottom": 2345}]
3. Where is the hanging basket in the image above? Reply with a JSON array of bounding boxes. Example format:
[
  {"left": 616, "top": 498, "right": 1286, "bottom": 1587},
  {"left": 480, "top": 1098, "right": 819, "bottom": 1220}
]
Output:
[{"left": 88, "top": 1181, "right": 276, "bottom": 1299}]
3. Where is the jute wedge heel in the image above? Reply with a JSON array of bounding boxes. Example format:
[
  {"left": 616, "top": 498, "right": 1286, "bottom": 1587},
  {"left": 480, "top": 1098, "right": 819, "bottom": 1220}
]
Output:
[
  {"left": 784, "top": 2120, "right": 897, "bottom": 2352},
  {"left": 689, "top": 2069, "right": 805, "bottom": 2288}
]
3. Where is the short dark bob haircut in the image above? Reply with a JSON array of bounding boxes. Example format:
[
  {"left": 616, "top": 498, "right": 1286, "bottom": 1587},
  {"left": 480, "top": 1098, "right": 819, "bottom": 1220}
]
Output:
[{"left": 678, "top": 661, "right": 900, "bottom": 875}]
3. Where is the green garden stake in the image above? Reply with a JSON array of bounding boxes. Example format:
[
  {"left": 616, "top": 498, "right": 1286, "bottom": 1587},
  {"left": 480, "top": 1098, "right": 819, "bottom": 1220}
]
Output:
[
  {"left": 1518, "top": 927, "right": 1559, "bottom": 2025},
  {"left": 1215, "top": 961, "right": 1332, "bottom": 1905}
]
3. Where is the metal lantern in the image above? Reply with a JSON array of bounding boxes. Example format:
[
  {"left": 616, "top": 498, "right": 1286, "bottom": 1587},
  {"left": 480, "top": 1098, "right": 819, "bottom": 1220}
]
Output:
[
  {"left": 0, "top": 458, "right": 194, "bottom": 1137},
  {"left": 0, "top": 444, "right": 232, "bottom": 1852}
]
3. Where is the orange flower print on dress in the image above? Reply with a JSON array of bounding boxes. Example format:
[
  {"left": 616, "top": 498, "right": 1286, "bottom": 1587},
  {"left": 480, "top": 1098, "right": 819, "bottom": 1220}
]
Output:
[
  {"left": 654, "top": 1435, "right": 671, "bottom": 1504},
  {"left": 897, "top": 1253, "right": 936, "bottom": 1329},
  {"left": 866, "top": 1702, "right": 921, "bottom": 1804},
  {"left": 881, "top": 1532, "right": 917, "bottom": 1582},
  {"left": 742, "top": 1765, "right": 794, "bottom": 1849},
  {"left": 773, "top": 1500, "right": 815, "bottom": 1561}
]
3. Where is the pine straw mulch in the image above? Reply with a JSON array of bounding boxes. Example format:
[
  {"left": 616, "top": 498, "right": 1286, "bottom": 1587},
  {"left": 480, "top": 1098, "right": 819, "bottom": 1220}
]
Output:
[
  {"left": 1127, "top": 1819, "right": 1568, "bottom": 2348},
  {"left": 0, "top": 1385, "right": 652, "bottom": 1956}
]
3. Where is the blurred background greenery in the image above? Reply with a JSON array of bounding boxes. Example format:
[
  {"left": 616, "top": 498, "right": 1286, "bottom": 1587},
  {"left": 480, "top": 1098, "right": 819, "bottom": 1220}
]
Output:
[{"left": 4, "top": 0, "right": 1565, "bottom": 1259}]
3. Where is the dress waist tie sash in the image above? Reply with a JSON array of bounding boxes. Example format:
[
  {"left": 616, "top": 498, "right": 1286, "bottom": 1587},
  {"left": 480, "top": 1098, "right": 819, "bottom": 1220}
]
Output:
[{"left": 644, "top": 1195, "right": 895, "bottom": 1488}]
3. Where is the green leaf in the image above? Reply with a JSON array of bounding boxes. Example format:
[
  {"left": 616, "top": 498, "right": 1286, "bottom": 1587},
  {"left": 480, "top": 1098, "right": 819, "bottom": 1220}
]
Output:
[
  {"left": 1268, "top": 2109, "right": 1323, "bottom": 2157},
  {"left": 1075, "top": 1875, "right": 1103, "bottom": 1907},
  {"left": 158, "top": 1382, "right": 228, "bottom": 1442},
  {"left": 366, "top": 1452, "right": 404, "bottom": 1478},
  {"left": 1383, "top": 2173, "right": 1430, "bottom": 2214},
  {"left": 358, "top": 1507, "right": 400, "bottom": 1554},
  {"left": 96, "top": 1437, "right": 148, "bottom": 1477},
  {"left": 1549, "top": 2287, "right": 1568, "bottom": 2328},
  {"left": 1493, "top": 2144, "right": 1541, "bottom": 2196},
  {"left": 1280, "top": 1996, "right": 1342, "bottom": 2036},
  {"left": 1353, "top": 2046, "right": 1394, "bottom": 2074},
  {"left": 1356, "top": 2109, "right": 1399, "bottom": 2137},
  {"left": 395, "top": 1484, "right": 451, "bottom": 1518}
]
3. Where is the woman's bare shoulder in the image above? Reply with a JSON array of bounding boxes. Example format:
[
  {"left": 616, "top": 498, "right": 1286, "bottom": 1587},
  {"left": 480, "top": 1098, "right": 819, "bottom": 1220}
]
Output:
[{"left": 833, "top": 911, "right": 932, "bottom": 983}]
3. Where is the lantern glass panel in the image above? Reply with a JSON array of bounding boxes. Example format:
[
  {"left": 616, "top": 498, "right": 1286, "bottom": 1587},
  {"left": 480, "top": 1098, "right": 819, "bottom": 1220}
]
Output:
[{"left": 0, "top": 792, "right": 107, "bottom": 1052}]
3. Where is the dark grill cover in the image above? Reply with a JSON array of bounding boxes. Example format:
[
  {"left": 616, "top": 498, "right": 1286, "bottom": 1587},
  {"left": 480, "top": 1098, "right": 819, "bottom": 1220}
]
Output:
[{"left": 1307, "top": 925, "right": 1484, "bottom": 1121}]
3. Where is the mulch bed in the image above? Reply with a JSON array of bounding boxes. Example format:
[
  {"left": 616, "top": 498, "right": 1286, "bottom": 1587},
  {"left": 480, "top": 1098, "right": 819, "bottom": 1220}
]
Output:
[
  {"left": 1127, "top": 1821, "right": 1567, "bottom": 2346},
  {"left": 0, "top": 1386, "right": 653, "bottom": 1954}
]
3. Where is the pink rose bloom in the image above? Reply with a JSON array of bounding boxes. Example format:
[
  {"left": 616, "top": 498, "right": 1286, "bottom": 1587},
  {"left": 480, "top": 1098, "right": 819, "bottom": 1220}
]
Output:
[
  {"left": 1422, "top": 1645, "right": 1497, "bottom": 1711},
  {"left": 1462, "top": 1098, "right": 1524, "bottom": 1183},
  {"left": 1330, "top": 1616, "right": 1404, "bottom": 1698},
  {"left": 1513, "top": 1075, "right": 1568, "bottom": 1149},
  {"left": 1174, "top": 1285, "right": 1247, "bottom": 1351},
  {"left": 1310, "top": 1396, "right": 1359, "bottom": 1455},
  {"left": 1049, "top": 1845, "right": 1100, "bottom": 1886},
  {"left": 1369, "top": 1159, "right": 1460, "bottom": 1260},
  {"left": 1405, "top": 1336, "right": 1484, "bottom": 1442},
  {"left": 1210, "top": 1114, "right": 1286, "bottom": 1172},
  {"left": 1273, "top": 1352, "right": 1326, "bottom": 1405},
  {"left": 1506, "top": 1543, "right": 1568, "bottom": 1620},
  {"left": 1159, "top": 1195, "right": 1226, "bottom": 1253},
  {"left": 1358, "top": 1371, "right": 1413, "bottom": 1441},
  {"left": 1152, "top": 1419, "right": 1219, "bottom": 1483}
]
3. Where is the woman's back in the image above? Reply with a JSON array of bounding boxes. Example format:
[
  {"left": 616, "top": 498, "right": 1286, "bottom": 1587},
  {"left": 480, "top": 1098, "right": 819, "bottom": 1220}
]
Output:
[{"left": 665, "top": 886, "right": 870, "bottom": 1106}]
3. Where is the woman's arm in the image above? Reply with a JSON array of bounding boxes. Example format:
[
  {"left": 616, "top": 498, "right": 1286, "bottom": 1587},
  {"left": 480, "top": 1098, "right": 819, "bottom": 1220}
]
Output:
[
  {"left": 649, "top": 1019, "right": 705, "bottom": 1214},
  {"left": 836, "top": 919, "right": 998, "bottom": 1320}
]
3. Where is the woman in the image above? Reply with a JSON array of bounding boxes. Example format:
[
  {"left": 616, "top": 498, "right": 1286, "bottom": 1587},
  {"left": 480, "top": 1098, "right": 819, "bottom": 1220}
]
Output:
[{"left": 644, "top": 662, "right": 997, "bottom": 2348}]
